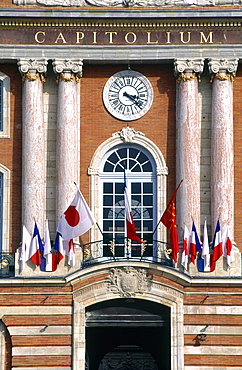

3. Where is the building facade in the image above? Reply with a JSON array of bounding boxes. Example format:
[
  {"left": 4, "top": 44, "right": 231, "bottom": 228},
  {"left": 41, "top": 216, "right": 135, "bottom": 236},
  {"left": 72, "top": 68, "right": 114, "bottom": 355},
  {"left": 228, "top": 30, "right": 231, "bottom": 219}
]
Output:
[{"left": 0, "top": 0, "right": 242, "bottom": 369}]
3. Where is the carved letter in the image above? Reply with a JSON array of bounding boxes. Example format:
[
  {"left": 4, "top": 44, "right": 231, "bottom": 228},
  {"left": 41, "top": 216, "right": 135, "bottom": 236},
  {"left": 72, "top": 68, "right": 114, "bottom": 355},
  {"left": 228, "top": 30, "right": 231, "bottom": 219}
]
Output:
[
  {"left": 76, "top": 32, "right": 84, "bottom": 43},
  {"left": 55, "top": 32, "right": 67, "bottom": 44},
  {"left": 125, "top": 32, "right": 137, "bottom": 44},
  {"left": 166, "top": 32, "right": 171, "bottom": 44},
  {"left": 93, "top": 31, "right": 97, "bottom": 44},
  {"left": 180, "top": 32, "right": 191, "bottom": 44},
  {"left": 105, "top": 32, "right": 117, "bottom": 44},
  {"left": 200, "top": 32, "right": 213, "bottom": 44},
  {"left": 35, "top": 31, "right": 45, "bottom": 44},
  {"left": 146, "top": 32, "right": 158, "bottom": 44}
]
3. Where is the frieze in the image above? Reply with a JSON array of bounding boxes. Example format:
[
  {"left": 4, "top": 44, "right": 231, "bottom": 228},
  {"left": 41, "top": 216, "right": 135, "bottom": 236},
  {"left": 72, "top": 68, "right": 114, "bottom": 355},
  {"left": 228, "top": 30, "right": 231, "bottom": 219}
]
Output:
[
  {"left": 2, "top": 29, "right": 242, "bottom": 46},
  {"left": 106, "top": 266, "right": 152, "bottom": 297},
  {"left": 13, "top": 0, "right": 242, "bottom": 7}
]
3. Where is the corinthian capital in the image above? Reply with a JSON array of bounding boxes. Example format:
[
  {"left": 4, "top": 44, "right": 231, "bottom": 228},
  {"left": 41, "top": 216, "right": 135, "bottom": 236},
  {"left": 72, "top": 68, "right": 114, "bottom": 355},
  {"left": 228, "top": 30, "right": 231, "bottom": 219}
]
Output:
[
  {"left": 174, "top": 59, "right": 204, "bottom": 77},
  {"left": 17, "top": 58, "right": 48, "bottom": 75},
  {"left": 52, "top": 59, "right": 83, "bottom": 77},
  {"left": 208, "top": 58, "right": 239, "bottom": 77}
]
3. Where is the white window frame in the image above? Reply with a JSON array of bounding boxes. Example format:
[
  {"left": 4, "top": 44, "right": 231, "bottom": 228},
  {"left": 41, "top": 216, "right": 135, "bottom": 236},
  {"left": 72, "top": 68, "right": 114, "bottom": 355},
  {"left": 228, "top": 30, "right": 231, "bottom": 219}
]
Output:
[
  {"left": 88, "top": 127, "right": 168, "bottom": 259},
  {"left": 0, "top": 72, "right": 10, "bottom": 139},
  {"left": 0, "top": 165, "right": 10, "bottom": 252}
]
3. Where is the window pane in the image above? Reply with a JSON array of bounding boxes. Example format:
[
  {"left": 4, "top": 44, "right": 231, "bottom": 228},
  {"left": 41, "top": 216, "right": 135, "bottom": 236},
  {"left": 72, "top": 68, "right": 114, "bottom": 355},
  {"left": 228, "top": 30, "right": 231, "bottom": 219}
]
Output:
[
  {"left": 129, "top": 148, "right": 139, "bottom": 158},
  {"left": 143, "top": 195, "right": 153, "bottom": 206},
  {"left": 103, "top": 220, "right": 113, "bottom": 231},
  {"left": 117, "top": 148, "right": 127, "bottom": 159},
  {"left": 104, "top": 183, "right": 113, "bottom": 193},
  {"left": 142, "top": 162, "right": 152, "bottom": 172},
  {"left": 132, "top": 183, "right": 141, "bottom": 193},
  {"left": 104, "top": 162, "right": 114, "bottom": 172},
  {"left": 143, "top": 183, "right": 153, "bottom": 193},
  {"left": 107, "top": 152, "right": 119, "bottom": 164},
  {"left": 115, "top": 183, "right": 124, "bottom": 194},
  {"left": 103, "top": 195, "right": 113, "bottom": 206}
]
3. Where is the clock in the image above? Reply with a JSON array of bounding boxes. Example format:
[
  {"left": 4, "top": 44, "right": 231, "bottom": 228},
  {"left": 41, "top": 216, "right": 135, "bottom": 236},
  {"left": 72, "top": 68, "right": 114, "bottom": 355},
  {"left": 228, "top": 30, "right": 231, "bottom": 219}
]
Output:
[{"left": 103, "top": 70, "right": 153, "bottom": 121}]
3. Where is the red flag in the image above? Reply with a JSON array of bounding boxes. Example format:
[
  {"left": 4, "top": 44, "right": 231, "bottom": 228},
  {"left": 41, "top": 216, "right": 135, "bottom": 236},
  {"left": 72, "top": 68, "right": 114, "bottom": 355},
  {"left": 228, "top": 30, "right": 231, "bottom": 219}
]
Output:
[{"left": 161, "top": 181, "right": 182, "bottom": 263}]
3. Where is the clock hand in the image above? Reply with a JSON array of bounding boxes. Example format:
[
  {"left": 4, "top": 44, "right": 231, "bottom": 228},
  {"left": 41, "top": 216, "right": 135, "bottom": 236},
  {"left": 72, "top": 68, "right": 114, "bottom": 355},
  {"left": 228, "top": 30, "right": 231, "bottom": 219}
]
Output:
[{"left": 123, "top": 91, "right": 142, "bottom": 107}]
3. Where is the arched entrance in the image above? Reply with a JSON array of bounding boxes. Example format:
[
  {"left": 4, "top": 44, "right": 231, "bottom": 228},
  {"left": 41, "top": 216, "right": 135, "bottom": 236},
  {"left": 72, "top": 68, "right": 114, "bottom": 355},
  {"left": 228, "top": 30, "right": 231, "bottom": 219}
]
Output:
[{"left": 85, "top": 298, "right": 170, "bottom": 370}]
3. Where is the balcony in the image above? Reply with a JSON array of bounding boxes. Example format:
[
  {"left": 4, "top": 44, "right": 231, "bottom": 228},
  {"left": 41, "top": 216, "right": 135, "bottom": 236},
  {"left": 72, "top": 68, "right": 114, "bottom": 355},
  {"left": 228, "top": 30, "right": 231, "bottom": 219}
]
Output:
[{"left": 81, "top": 239, "right": 174, "bottom": 269}]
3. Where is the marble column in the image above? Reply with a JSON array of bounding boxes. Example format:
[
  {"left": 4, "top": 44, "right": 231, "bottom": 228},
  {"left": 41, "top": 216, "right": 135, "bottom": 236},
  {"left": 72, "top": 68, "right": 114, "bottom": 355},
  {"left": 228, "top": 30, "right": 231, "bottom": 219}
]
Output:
[
  {"left": 18, "top": 58, "right": 48, "bottom": 235},
  {"left": 208, "top": 58, "right": 238, "bottom": 239},
  {"left": 174, "top": 59, "right": 204, "bottom": 237},
  {"left": 53, "top": 59, "right": 83, "bottom": 219}
]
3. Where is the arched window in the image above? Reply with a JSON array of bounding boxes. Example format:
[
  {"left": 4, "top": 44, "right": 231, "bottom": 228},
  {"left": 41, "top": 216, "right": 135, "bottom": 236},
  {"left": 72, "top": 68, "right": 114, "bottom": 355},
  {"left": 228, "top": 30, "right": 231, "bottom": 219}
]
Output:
[
  {"left": 88, "top": 127, "right": 168, "bottom": 260},
  {"left": 100, "top": 144, "right": 156, "bottom": 258}
]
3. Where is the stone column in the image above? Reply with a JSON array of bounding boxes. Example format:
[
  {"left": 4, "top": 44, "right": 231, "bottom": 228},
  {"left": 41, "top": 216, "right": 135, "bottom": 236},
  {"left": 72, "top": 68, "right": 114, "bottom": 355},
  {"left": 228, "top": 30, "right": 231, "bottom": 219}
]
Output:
[
  {"left": 174, "top": 59, "right": 204, "bottom": 237},
  {"left": 208, "top": 58, "right": 238, "bottom": 238},
  {"left": 53, "top": 59, "right": 83, "bottom": 219},
  {"left": 18, "top": 58, "right": 48, "bottom": 235}
]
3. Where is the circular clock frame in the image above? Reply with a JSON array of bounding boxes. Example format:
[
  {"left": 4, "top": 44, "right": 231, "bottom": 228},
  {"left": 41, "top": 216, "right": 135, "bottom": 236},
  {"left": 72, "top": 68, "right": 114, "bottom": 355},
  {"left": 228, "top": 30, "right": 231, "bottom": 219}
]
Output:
[{"left": 103, "top": 70, "right": 154, "bottom": 121}]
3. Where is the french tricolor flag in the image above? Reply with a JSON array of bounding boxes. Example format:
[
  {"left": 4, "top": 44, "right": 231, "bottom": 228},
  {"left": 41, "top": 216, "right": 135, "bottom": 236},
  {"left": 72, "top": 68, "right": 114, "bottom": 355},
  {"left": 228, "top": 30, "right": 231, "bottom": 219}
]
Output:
[
  {"left": 210, "top": 220, "right": 223, "bottom": 271},
  {"left": 124, "top": 169, "right": 143, "bottom": 244},
  {"left": 40, "top": 220, "right": 58, "bottom": 272},
  {"left": 197, "top": 219, "right": 214, "bottom": 272},
  {"left": 53, "top": 232, "right": 65, "bottom": 265},
  {"left": 189, "top": 221, "right": 201, "bottom": 264},
  {"left": 29, "top": 222, "right": 42, "bottom": 266}
]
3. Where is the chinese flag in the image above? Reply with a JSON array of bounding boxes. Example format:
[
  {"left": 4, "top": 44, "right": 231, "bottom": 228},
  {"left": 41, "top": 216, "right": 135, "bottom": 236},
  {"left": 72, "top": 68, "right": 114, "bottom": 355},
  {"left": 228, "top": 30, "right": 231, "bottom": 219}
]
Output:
[{"left": 161, "top": 181, "right": 182, "bottom": 263}]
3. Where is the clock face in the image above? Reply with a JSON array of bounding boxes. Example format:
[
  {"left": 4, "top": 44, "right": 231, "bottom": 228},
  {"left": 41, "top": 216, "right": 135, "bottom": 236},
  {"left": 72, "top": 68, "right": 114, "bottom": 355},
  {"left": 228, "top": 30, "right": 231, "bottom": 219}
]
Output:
[{"left": 103, "top": 70, "right": 153, "bottom": 121}]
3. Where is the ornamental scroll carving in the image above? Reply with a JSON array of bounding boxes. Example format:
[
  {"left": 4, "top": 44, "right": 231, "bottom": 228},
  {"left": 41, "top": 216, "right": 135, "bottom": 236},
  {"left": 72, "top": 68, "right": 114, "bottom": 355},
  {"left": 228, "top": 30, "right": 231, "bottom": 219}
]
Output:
[
  {"left": 208, "top": 58, "right": 239, "bottom": 82},
  {"left": 112, "top": 126, "right": 145, "bottom": 143},
  {"left": 13, "top": 0, "right": 242, "bottom": 7},
  {"left": 17, "top": 58, "right": 48, "bottom": 82},
  {"left": 106, "top": 266, "right": 152, "bottom": 297}
]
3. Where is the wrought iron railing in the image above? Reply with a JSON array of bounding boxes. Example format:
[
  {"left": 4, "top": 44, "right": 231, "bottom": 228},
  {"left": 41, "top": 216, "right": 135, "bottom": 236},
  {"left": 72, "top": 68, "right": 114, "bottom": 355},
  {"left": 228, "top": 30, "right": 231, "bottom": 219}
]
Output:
[
  {"left": 81, "top": 239, "right": 173, "bottom": 269},
  {"left": 0, "top": 253, "right": 15, "bottom": 278}
]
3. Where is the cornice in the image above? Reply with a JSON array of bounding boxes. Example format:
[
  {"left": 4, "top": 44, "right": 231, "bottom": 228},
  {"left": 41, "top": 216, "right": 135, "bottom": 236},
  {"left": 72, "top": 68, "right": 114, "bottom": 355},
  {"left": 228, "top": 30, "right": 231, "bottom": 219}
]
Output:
[{"left": 0, "top": 18, "right": 242, "bottom": 30}]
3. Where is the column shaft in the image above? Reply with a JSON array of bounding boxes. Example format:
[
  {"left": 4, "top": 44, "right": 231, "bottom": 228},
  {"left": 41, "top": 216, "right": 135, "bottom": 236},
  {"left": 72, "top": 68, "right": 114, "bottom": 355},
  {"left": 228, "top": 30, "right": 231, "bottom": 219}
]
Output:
[
  {"left": 174, "top": 59, "right": 204, "bottom": 236},
  {"left": 18, "top": 59, "right": 47, "bottom": 235},
  {"left": 209, "top": 59, "right": 238, "bottom": 238}
]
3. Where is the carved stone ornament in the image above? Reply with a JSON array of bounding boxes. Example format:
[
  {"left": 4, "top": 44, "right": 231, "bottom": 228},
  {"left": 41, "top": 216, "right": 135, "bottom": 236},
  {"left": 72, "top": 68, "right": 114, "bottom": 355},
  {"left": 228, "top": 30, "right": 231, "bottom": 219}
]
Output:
[
  {"left": 52, "top": 59, "right": 83, "bottom": 77},
  {"left": 208, "top": 58, "right": 239, "bottom": 77},
  {"left": 13, "top": 0, "right": 242, "bottom": 7},
  {"left": 106, "top": 266, "right": 152, "bottom": 297},
  {"left": 17, "top": 58, "right": 48, "bottom": 75},
  {"left": 112, "top": 126, "right": 145, "bottom": 143},
  {"left": 174, "top": 59, "right": 204, "bottom": 76}
]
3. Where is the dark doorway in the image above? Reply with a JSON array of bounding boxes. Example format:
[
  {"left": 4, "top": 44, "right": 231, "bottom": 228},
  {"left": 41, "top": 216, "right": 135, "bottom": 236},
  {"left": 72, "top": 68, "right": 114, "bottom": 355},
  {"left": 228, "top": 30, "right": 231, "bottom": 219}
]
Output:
[{"left": 85, "top": 298, "right": 170, "bottom": 370}]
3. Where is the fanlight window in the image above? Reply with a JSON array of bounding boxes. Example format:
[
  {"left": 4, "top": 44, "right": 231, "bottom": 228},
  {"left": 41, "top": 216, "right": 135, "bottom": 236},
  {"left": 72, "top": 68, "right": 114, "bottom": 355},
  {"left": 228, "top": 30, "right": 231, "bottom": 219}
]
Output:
[{"left": 101, "top": 146, "right": 156, "bottom": 258}]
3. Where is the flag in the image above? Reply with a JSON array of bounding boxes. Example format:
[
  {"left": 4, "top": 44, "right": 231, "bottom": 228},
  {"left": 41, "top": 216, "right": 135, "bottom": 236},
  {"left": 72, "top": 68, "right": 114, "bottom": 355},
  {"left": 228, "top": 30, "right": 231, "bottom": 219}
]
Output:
[
  {"left": 189, "top": 221, "right": 201, "bottom": 264},
  {"left": 181, "top": 224, "right": 190, "bottom": 270},
  {"left": 57, "top": 190, "right": 96, "bottom": 240},
  {"left": 124, "top": 170, "right": 143, "bottom": 243},
  {"left": 63, "top": 239, "right": 75, "bottom": 267},
  {"left": 20, "top": 225, "right": 32, "bottom": 272},
  {"left": 40, "top": 220, "right": 57, "bottom": 272},
  {"left": 198, "top": 219, "right": 214, "bottom": 272},
  {"left": 201, "top": 219, "right": 210, "bottom": 271},
  {"left": 210, "top": 220, "right": 223, "bottom": 271},
  {"left": 53, "top": 232, "right": 65, "bottom": 265},
  {"left": 161, "top": 181, "right": 182, "bottom": 263},
  {"left": 222, "top": 226, "right": 235, "bottom": 268},
  {"left": 29, "top": 222, "right": 42, "bottom": 266}
]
